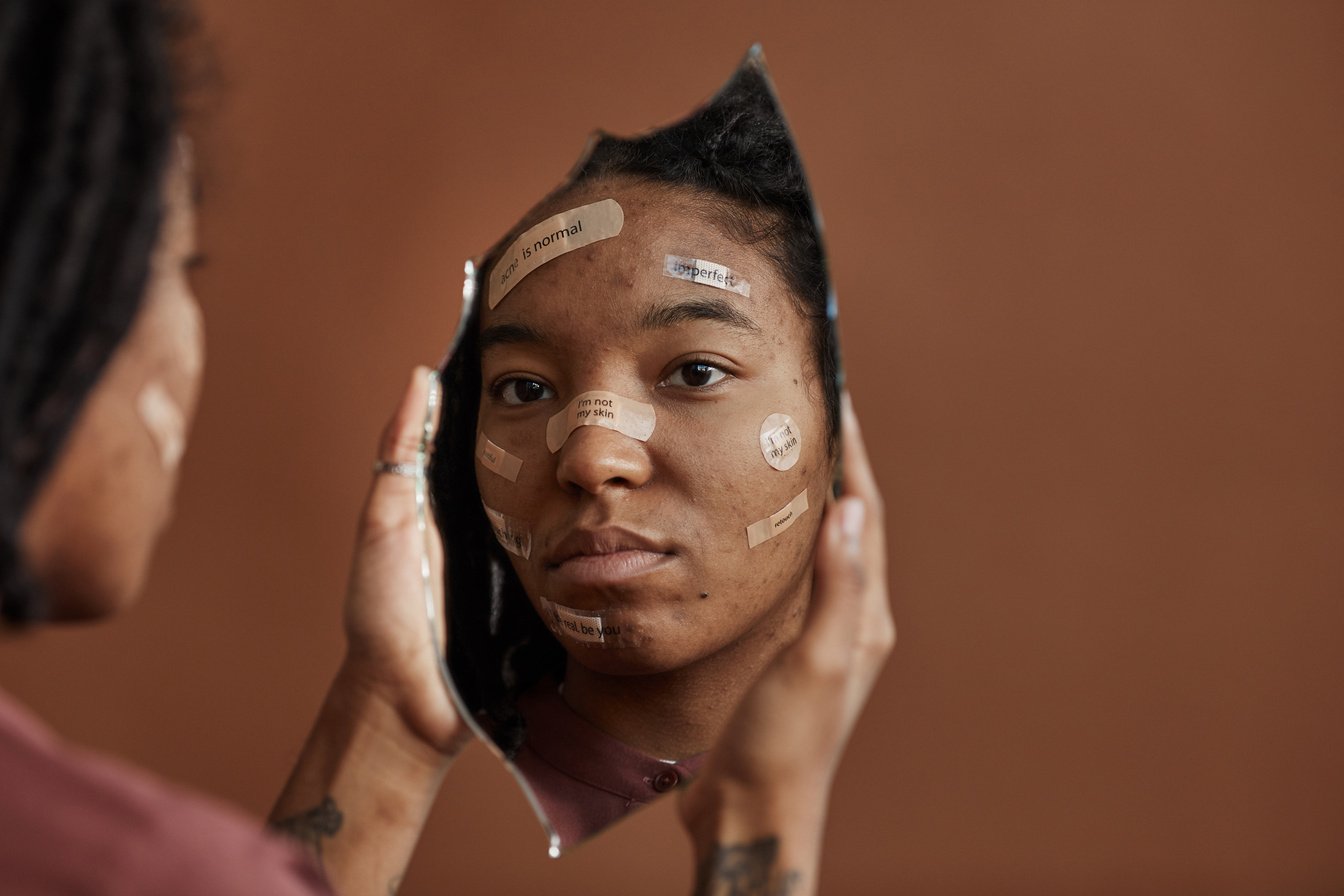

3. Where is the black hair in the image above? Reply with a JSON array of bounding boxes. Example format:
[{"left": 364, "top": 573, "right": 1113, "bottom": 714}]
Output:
[
  {"left": 431, "top": 49, "right": 838, "bottom": 756},
  {"left": 0, "top": 0, "right": 185, "bottom": 624}
]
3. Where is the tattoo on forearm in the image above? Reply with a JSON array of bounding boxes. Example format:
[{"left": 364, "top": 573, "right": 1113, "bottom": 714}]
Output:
[
  {"left": 388, "top": 873, "right": 405, "bottom": 895},
  {"left": 694, "top": 836, "right": 802, "bottom": 896},
  {"left": 270, "top": 795, "right": 344, "bottom": 865}
]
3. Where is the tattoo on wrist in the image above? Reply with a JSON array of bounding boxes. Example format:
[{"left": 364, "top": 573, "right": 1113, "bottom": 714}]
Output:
[
  {"left": 694, "top": 836, "right": 802, "bottom": 896},
  {"left": 270, "top": 795, "right": 344, "bottom": 866}
]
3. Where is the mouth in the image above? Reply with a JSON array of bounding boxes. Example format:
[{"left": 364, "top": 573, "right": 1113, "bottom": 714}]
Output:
[{"left": 545, "top": 527, "right": 675, "bottom": 587}]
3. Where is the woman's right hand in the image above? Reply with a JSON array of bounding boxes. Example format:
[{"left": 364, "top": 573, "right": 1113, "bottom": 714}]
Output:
[
  {"left": 680, "top": 393, "right": 894, "bottom": 896},
  {"left": 338, "top": 365, "right": 467, "bottom": 757},
  {"left": 270, "top": 367, "right": 467, "bottom": 895}
]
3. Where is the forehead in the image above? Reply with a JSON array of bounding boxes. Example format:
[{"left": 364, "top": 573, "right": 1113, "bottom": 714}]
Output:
[{"left": 479, "top": 179, "right": 796, "bottom": 338}]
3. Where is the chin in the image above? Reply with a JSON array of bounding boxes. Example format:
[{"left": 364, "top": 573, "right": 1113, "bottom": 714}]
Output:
[
  {"left": 33, "top": 540, "right": 151, "bottom": 623},
  {"left": 565, "top": 643, "right": 687, "bottom": 677}
]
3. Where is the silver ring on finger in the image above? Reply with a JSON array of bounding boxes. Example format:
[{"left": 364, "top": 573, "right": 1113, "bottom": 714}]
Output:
[{"left": 372, "top": 460, "right": 422, "bottom": 478}]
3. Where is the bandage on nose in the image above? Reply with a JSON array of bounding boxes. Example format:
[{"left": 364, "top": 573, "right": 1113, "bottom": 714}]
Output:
[{"left": 545, "top": 390, "right": 656, "bottom": 453}]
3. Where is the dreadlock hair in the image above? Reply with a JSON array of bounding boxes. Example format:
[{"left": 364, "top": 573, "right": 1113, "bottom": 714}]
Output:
[
  {"left": 431, "top": 48, "right": 838, "bottom": 757},
  {"left": 0, "top": 0, "right": 184, "bottom": 625}
]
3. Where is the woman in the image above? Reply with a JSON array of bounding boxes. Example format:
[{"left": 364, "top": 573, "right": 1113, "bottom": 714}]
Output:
[
  {"left": 1, "top": 3, "right": 890, "bottom": 893},
  {"left": 432, "top": 53, "right": 875, "bottom": 854}
]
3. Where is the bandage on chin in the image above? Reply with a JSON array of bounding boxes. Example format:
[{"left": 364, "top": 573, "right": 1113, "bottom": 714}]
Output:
[
  {"left": 539, "top": 596, "right": 646, "bottom": 648},
  {"left": 545, "top": 390, "right": 656, "bottom": 453}
]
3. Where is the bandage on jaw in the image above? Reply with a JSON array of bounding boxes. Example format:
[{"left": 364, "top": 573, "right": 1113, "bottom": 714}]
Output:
[
  {"left": 487, "top": 199, "right": 625, "bottom": 309},
  {"left": 538, "top": 596, "right": 647, "bottom": 648},
  {"left": 545, "top": 391, "right": 656, "bottom": 453},
  {"left": 476, "top": 432, "right": 523, "bottom": 482},
  {"left": 483, "top": 502, "right": 532, "bottom": 559},
  {"left": 746, "top": 488, "right": 810, "bottom": 548},
  {"left": 662, "top": 255, "right": 751, "bottom": 297}
]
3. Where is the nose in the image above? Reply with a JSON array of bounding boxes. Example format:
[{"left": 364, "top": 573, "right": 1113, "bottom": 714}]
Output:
[{"left": 554, "top": 424, "right": 653, "bottom": 494}]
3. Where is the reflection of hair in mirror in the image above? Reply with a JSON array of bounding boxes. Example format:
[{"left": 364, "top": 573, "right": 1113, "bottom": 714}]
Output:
[
  {"left": 0, "top": 2, "right": 184, "bottom": 624},
  {"left": 431, "top": 54, "right": 836, "bottom": 757}
]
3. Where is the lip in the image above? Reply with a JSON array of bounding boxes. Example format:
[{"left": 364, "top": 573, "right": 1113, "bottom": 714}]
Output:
[{"left": 546, "top": 527, "right": 675, "bottom": 587}]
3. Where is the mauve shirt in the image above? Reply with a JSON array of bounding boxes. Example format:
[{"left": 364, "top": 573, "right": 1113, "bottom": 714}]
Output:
[
  {"left": 0, "top": 689, "right": 331, "bottom": 896},
  {"left": 512, "top": 684, "right": 705, "bottom": 849}
]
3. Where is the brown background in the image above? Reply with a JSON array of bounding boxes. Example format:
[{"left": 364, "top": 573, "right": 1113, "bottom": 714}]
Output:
[{"left": 3, "top": 1, "right": 1343, "bottom": 893}]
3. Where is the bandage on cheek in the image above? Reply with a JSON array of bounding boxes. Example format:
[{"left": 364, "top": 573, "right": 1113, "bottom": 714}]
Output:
[
  {"left": 487, "top": 198, "right": 625, "bottom": 309},
  {"left": 136, "top": 381, "right": 186, "bottom": 470},
  {"left": 476, "top": 432, "right": 523, "bottom": 482},
  {"left": 539, "top": 596, "right": 648, "bottom": 648},
  {"left": 759, "top": 413, "right": 801, "bottom": 471},
  {"left": 662, "top": 255, "right": 751, "bottom": 297},
  {"left": 745, "top": 488, "right": 810, "bottom": 549},
  {"left": 483, "top": 502, "right": 532, "bottom": 559},
  {"left": 545, "top": 390, "right": 656, "bottom": 453}
]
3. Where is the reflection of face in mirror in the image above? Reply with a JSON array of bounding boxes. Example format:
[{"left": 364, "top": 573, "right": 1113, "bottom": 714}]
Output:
[{"left": 431, "top": 51, "right": 839, "bottom": 852}]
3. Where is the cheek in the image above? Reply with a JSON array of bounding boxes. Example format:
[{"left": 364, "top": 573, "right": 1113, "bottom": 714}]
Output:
[
  {"left": 659, "top": 402, "right": 828, "bottom": 570},
  {"left": 474, "top": 421, "right": 556, "bottom": 572}
]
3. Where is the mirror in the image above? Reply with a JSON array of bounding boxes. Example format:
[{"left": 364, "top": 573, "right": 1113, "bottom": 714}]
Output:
[{"left": 426, "top": 45, "right": 842, "bottom": 855}]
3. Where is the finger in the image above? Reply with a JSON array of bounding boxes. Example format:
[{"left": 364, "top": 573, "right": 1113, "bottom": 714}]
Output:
[
  {"left": 361, "top": 367, "right": 437, "bottom": 537},
  {"left": 803, "top": 398, "right": 895, "bottom": 659},
  {"left": 840, "top": 391, "right": 887, "bottom": 578},
  {"left": 801, "top": 496, "right": 868, "bottom": 652},
  {"left": 376, "top": 366, "right": 439, "bottom": 468},
  {"left": 839, "top": 392, "right": 881, "bottom": 505}
]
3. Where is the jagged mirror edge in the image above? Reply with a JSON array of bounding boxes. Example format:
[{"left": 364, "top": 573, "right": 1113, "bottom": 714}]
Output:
[
  {"left": 423, "top": 260, "right": 566, "bottom": 858},
  {"left": 423, "top": 43, "right": 842, "bottom": 856}
]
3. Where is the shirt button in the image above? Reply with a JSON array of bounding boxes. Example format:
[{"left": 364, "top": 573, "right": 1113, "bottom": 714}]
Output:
[{"left": 651, "top": 769, "right": 680, "bottom": 792}]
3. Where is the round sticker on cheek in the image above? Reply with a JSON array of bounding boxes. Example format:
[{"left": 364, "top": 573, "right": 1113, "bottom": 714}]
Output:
[{"left": 759, "top": 413, "right": 801, "bottom": 471}]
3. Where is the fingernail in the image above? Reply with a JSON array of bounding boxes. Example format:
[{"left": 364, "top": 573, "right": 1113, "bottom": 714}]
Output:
[{"left": 841, "top": 498, "right": 864, "bottom": 545}]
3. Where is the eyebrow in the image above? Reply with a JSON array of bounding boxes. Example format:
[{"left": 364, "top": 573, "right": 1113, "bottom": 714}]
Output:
[
  {"left": 640, "top": 296, "right": 761, "bottom": 334},
  {"left": 479, "top": 321, "right": 549, "bottom": 353}
]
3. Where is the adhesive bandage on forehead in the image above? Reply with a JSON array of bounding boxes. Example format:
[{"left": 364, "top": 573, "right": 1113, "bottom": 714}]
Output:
[
  {"left": 538, "top": 596, "right": 647, "bottom": 648},
  {"left": 745, "top": 488, "right": 810, "bottom": 549},
  {"left": 477, "top": 432, "right": 523, "bottom": 482},
  {"left": 759, "top": 413, "right": 801, "bottom": 471},
  {"left": 483, "top": 502, "right": 532, "bottom": 559},
  {"left": 487, "top": 199, "right": 625, "bottom": 309},
  {"left": 662, "top": 255, "right": 751, "bottom": 297},
  {"left": 545, "top": 390, "right": 656, "bottom": 453}
]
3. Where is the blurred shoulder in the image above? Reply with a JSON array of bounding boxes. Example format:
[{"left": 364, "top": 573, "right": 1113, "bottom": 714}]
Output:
[{"left": 0, "top": 690, "right": 331, "bottom": 896}]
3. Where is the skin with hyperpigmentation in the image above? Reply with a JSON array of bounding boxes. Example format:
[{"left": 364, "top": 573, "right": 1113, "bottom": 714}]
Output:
[{"left": 475, "top": 176, "right": 835, "bottom": 758}]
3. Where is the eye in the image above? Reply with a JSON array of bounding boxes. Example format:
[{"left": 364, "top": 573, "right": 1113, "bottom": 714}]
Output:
[
  {"left": 491, "top": 377, "right": 555, "bottom": 406},
  {"left": 661, "top": 360, "right": 730, "bottom": 389}
]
